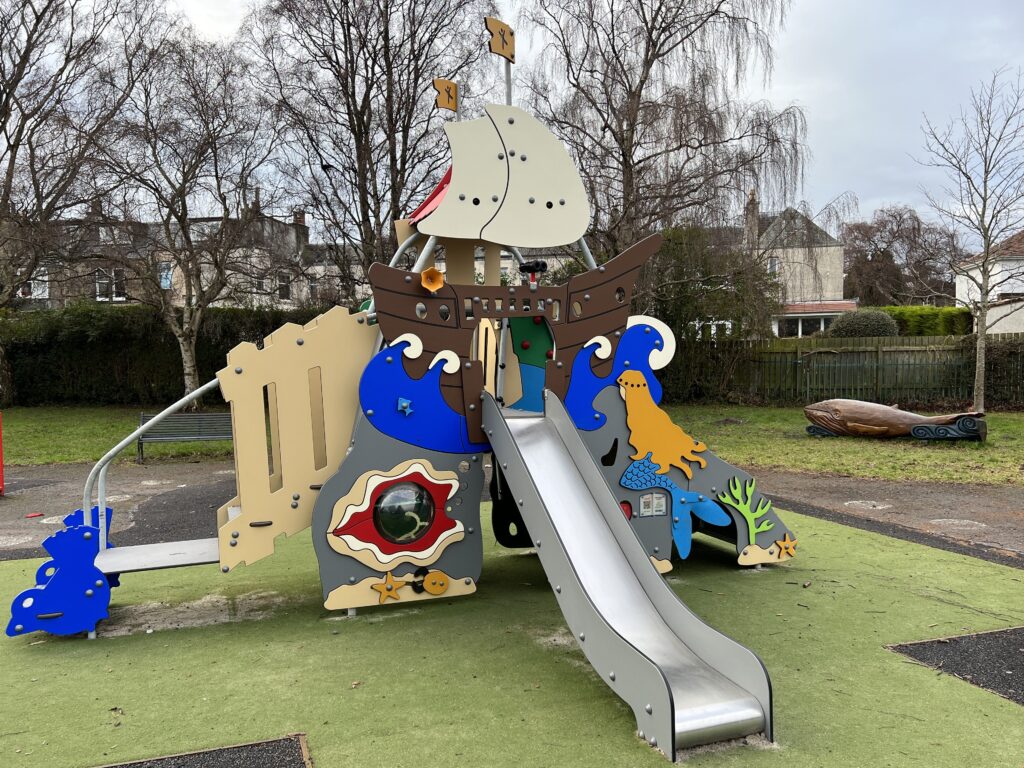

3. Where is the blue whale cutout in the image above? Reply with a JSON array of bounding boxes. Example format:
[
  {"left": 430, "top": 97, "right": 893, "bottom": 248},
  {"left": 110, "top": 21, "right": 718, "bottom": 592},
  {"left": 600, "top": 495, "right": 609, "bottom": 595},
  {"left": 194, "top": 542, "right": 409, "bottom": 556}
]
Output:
[
  {"left": 359, "top": 339, "right": 490, "bottom": 454},
  {"left": 564, "top": 322, "right": 666, "bottom": 430},
  {"left": 620, "top": 456, "right": 730, "bottom": 559}
]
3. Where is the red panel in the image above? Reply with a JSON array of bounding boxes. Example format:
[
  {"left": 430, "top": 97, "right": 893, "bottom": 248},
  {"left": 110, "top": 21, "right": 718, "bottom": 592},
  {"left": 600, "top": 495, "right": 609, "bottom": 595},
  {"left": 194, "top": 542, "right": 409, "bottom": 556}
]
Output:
[
  {"left": 331, "top": 471, "right": 457, "bottom": 556},
  {"left": 409, "top": 167, "right": 452, "bottom": 223}
]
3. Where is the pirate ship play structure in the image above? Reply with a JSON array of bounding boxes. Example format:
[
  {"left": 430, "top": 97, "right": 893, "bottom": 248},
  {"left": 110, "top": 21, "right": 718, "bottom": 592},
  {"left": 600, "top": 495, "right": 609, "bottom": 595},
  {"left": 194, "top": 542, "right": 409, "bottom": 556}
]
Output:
[{"left": 7, "top": 20, "right": 799, "bottom": 761}]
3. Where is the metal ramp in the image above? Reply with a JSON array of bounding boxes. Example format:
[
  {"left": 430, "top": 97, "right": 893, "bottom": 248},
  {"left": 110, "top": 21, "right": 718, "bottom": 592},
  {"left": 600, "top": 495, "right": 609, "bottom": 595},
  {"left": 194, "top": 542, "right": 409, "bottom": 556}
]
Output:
[
  {"left": 96, "top": 539, "right": 220, "bottom": 574},
  {"left": 483, "top": 391, "right": 772, "bottom": 758}
]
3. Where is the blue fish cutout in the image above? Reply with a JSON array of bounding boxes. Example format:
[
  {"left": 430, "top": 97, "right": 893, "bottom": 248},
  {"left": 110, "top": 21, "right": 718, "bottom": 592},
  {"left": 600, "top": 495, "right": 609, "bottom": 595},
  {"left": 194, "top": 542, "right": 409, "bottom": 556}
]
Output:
[
  {"left": 565, "top": 322, "right": 665, "bottom": 430},
  {"left": 359, "top": 340, "right": 490, "bottom": 454},
  {"left": 620, "top": 456, "right": 730, "bottom": 559}
]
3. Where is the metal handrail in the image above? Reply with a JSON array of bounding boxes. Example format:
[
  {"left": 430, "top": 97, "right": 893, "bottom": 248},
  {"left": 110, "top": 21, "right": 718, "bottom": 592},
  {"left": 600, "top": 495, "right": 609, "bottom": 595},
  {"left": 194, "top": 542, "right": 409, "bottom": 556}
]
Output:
[
  {"left": 578, "top": 237, "right": 597, "bottom": 270},
  {"left": 82, "top": 378, "right": 222, "bottom": 550}
]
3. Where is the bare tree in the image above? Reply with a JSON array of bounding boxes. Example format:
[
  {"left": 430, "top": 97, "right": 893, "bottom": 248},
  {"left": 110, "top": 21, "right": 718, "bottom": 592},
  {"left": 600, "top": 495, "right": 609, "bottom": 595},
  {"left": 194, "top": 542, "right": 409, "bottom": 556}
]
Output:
[
  {"left": 246, "top": 0, "right": 496, "bottom": 305},
  {"left": 920, "top": 69, "right": 1024, "bottom": 411},
  {"left": 95, "top": 30, "right": 287, "bottom": 401},
  {"left": 842, "top": 205, "right": 957, "bottom": 306},
  {"left": 0, "top": 0, "right": 165, "bottom": 308},
  {"left": 523, "top": 0, "right": 807, "bottom": 260}
]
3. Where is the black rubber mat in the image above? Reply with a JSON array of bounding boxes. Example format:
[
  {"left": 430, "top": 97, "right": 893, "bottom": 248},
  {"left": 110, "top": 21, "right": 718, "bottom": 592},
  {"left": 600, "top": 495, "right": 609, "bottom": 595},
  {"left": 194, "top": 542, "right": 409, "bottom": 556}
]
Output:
[
  {"left": 95, "top": 735, "right": 311, "bottom": 768},
  {"left": 891, "top": 627, "right": 1024, "bottom": 705}
]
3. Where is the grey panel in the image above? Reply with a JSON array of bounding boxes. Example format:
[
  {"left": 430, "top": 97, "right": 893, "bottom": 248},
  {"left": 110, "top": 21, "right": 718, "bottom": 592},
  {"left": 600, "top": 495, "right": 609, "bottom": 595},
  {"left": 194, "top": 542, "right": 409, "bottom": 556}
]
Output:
[
  {"left": 483, "top": 392, "right": 771, "bottom": 758},
  {"left": 582, "top": 386, "right": 795, "bottom": 558},
  {"left": 577, "top": 387, "right": 674, "bottom": 559},
  {"left": 682, "top": 444, "right": 794, "bottom": 554},
  {"left": 96, "top": 539, "right": 219, "bottom": 574},
  {"left": 310, "top": 414, "right": 484, "bottom": 602}
]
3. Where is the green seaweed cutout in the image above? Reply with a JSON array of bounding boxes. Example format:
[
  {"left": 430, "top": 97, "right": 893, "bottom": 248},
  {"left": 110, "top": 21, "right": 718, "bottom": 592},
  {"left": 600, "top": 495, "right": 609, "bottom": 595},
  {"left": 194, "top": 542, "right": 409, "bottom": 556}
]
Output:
[{"left": 717, "top": 476, "right": 774, "bottom": 545}]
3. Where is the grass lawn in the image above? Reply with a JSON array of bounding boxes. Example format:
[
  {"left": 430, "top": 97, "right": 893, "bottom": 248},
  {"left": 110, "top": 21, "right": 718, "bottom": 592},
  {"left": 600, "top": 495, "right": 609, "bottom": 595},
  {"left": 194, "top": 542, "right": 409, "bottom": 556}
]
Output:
[
  {"left": 3, "top": 404, "right": 1023, "bottom": 487},
  {"left": 1, "top": 509, "right": 1022, "bottom": 767},
  {"left": 1, "top": 406, "right": 232, "bottom": 466},
  {"left": 668, "top": 404, "right": 1024, "bottom": 487}
]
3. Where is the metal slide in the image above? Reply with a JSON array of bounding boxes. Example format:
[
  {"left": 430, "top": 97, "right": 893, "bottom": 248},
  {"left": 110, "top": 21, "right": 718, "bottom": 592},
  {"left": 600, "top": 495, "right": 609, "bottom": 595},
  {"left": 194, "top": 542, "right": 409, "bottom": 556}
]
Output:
[{"left": 482, "top": 392, "right": 772, "bottom": 759}]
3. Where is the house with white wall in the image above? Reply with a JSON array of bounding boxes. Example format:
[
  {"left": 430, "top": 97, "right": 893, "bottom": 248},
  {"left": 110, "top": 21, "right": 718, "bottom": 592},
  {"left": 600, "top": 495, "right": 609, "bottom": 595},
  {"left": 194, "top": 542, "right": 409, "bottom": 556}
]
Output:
[
  {"left": 955, "top": 231, "right": 1024, "bottom": 333},
  {"left": 742, "top": 194, "right": 855, "bottom": 337}
]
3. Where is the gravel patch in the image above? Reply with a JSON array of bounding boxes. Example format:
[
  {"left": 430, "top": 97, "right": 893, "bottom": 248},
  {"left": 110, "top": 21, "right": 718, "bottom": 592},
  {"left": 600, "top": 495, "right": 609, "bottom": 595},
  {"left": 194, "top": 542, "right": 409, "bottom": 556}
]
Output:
[
  {"left": 93, "top": 734, "right": 311, "bottom": 768},
  {"left": 891, "top": 626, "right": 1024, "bottom": 705}
]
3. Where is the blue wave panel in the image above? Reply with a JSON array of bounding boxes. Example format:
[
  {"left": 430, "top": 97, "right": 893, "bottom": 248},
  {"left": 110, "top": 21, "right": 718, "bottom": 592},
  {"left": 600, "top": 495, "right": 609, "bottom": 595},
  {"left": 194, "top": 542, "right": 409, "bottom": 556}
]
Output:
[
  {"left": 6, "top": 507, "right": 115, "bottom": 637},
  {"left": 359, "top": 340, "right": 490, "bottom": 454},
  {"left": 564, "top": 322, "right": 666, "bottom": 430}
]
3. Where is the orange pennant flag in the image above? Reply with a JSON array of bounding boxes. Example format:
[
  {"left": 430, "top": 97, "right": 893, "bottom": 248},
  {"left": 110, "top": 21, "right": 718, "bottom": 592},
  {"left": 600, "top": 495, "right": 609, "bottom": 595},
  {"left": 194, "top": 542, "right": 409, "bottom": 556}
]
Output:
[
  {"left": 433, "top": 78, "right": 458, "bottom": 112},
  {"left": 484, "top": 17, "right": 515, "bottom": 64}
]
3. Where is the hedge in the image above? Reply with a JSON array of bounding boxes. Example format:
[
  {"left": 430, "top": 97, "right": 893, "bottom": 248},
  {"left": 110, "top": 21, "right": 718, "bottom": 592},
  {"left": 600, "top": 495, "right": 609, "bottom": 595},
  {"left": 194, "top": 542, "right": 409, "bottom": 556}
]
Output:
[
  {"left": 0, "top": 303, "right": 323, "bottom": 406},
  {"left": 826, "top": 309, "right": 898, "bottom": 338},
  {"left": 875, "top": 305, "right": 972, "bottom": 336}
]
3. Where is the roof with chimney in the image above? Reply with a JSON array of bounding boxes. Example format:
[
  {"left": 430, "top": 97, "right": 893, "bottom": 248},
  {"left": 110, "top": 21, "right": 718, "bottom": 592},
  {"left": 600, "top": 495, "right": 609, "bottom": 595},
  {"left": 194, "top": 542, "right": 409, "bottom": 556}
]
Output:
[
  {"left": 710, "top": 196, "right": 841, "bottom": 252},
  {"left": 757, "top": 207, "right": 840, "bottom": 249}
]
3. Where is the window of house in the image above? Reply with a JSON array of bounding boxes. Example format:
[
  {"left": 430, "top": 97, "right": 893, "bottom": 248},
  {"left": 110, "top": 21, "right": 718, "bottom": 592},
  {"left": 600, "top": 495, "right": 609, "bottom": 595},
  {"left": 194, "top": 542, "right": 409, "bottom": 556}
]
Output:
[
  {"left": 800, "top": 317, "right": 823, "bottom": 337},
  {"left": 192, "top": 221, "right": 219, "bottom": 239},
  {"left": 99, "top": 226, "right": 129, "bottom": 245},
  {"left": 277, "top": 272, "right": 291, "bottom": 301},
  {"left": 158, "top": 262, "right": 173, "bottom": 290},
  {"left": 822, "top": 316, "right": 836, "bottom": 331},
  {"left": 779, "top": 317, "right": 800, "bottom": 337},
  {"left": 16, "top": 267, "right": 48, "bottom": 300},
  {"left": 767, "top": 255, "right": 779, "bottom": 274},
  {"left": 308, "top": 277, "right": 319, "bottom": 303},
  {"left": 96, "top": 268, "right": 127, "bottom": 302}
]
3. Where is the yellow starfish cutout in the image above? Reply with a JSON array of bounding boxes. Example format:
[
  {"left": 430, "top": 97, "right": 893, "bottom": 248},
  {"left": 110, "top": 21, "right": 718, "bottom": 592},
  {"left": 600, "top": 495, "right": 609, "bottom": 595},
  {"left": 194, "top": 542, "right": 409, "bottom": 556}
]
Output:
[
  {"left": 774, "top": 532, "right": 798, "bottom": 559},
  {"left": 370, "top": 571, "right": 405, "bottom": 604}
]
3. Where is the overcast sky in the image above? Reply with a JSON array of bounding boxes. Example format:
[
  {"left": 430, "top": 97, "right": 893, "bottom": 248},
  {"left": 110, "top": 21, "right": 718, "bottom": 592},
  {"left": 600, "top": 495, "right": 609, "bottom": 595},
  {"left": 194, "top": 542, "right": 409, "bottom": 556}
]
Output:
[{"left": 178, "top": 0, "right": 1024, "bottom": 223}]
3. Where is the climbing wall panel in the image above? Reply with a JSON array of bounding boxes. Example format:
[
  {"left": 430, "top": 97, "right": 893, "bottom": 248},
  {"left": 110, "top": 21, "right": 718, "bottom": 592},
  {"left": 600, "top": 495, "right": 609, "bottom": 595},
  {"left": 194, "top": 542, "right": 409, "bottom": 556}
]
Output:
[{"left": 216, "top": 307, "right": 378, "bottom": 570}]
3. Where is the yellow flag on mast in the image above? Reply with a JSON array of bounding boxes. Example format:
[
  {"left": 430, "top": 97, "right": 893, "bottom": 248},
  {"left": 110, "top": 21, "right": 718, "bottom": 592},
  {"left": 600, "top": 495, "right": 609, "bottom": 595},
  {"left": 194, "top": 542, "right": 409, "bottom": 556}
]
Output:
[
  {"left": 432, "top": 78, "right": 458, "bottom": 112},
  {"left": 484, "top": 17, "right": 515, "bottom": 63}
]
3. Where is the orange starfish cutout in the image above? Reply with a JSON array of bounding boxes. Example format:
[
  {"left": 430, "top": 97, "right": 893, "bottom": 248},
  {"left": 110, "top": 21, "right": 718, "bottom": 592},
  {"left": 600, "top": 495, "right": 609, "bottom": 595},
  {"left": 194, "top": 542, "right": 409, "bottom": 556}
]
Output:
[
  {"left": 774, "top": 532, "right": 798, "bottom": 559},
  {"left": 371, "top": 571, "right": 405, "bottom": 604}
]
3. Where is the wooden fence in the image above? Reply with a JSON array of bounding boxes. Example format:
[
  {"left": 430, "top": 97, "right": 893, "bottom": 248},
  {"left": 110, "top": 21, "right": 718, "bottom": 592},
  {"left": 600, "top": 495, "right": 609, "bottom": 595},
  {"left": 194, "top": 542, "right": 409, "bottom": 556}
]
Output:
[{"left": 666, "top": 333, "right": 1024, "bottom": 409}]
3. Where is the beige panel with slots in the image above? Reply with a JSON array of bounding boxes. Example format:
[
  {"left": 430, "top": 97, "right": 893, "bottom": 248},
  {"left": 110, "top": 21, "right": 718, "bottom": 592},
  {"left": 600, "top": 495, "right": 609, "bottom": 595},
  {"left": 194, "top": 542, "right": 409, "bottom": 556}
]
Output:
[
  {"left": 215, "top": 307, "right": 377, "bottom": 570},
  {"left": 481, "top": 105, "right": 590, "bottom": 248},
  {"left": 417, "top": 118, "right": 508, "bottom": 240}
]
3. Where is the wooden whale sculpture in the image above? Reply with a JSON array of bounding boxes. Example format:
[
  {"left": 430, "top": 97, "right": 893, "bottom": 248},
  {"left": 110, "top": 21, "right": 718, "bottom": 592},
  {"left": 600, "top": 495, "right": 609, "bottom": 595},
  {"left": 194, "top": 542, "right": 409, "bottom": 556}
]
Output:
[{"left": 804, "top": 399, "right": 985, "bottom": 439}]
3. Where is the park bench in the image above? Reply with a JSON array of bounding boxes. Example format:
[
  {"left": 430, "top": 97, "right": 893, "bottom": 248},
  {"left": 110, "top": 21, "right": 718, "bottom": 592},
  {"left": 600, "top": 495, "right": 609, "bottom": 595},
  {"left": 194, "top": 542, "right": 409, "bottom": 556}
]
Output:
[{"left": 136, "top": 411, "right": 233, "bottom": 463}]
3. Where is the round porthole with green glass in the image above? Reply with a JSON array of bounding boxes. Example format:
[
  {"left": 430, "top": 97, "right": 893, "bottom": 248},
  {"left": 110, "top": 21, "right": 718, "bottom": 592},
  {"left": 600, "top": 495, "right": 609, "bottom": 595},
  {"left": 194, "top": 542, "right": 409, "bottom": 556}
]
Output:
[{"left": 373, "top": 482, "right": 435, "bottom": 544}]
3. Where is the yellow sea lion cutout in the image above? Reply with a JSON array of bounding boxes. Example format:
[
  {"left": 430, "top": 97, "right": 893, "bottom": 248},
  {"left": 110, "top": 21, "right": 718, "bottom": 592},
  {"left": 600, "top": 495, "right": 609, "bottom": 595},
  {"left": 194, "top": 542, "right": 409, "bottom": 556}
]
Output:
[{"left": 617, "top": 370, "right": 707, "bottom": 478}]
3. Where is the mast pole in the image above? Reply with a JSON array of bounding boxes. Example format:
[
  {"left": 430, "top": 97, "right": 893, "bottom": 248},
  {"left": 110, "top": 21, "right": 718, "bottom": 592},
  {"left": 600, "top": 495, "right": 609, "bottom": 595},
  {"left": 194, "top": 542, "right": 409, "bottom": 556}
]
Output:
[{"left": 485, "top": 17, "right": 516, "bottom": 107}]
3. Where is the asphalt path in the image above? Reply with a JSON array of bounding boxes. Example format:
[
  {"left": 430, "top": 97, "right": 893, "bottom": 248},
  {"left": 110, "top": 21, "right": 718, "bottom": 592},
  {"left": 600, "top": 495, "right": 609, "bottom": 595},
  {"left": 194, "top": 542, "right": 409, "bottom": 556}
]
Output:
[{"left": 1, "top": 460, "right": 1021, "bottom": 571}]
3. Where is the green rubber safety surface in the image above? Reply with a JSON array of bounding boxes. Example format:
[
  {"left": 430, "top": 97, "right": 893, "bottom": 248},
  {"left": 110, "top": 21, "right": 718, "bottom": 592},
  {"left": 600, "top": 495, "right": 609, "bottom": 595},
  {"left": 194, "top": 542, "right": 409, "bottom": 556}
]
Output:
[{"left": 1, "top": 509, "right": 1023, "bottom": 768}]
